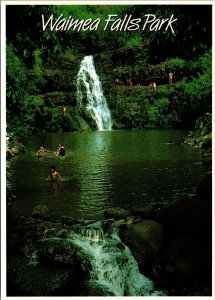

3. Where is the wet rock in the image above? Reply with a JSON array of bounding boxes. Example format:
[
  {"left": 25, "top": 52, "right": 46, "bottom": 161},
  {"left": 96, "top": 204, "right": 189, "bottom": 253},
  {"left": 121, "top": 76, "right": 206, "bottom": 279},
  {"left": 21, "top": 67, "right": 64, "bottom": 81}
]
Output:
[
  {"left": 184, "top": 113, "right": 212, "bottom": 151},
  {"left": 56, "top": 229, "right": 69, "bottom": 238},
  {"left": 132, "top": 204, "right": 154, "bottom": 219},
  {"left": 35, "top": 221, "right": 56, "bottom": 237},
  {"left": 121, "top": 219, "right": 163, "bottom": 266},
  {"left": 7, "top": 232, "right": 25, "bottom": 254},
  {"left": 148, "top": 262, "right": 162, "bottom": 281},
  {"left": 197, "top": 173, "right": 212, "bottom": 202},
  {"left": 164, "top": 234, "right": 211, "bottom": 278},
  {"left": 88, "top": 285, "right": 116, "bottom": 296},
  {"left": 61, "top": 215, "right": 78, "bottom": 226},
  {"left": 8, "top": 139, "right": 26, "bottom": 154},
  {"left": 126, "top": 216, "right": 136, "bottom": 224},
  {"left": 154, "top": 197, "right": 211, "bottom": 238},
  {"left": 38, "top": 238, "right": 78, "bottom": 265},
  {"left": 104, "top": 207, "right": 130, "bottom": 219},
  {"left": 7, "top": 255, "right": 80, "bottom": 296},
  {"left": 25, "top": 217, "right": 43, "bottom": 225},
  {"left": 202, "top": 152, "right": 212, "bottom": 166},
  {"left": 201, "top": 136, "right": 212, "bottom": 150},
  {"left": 32, "top": 205, "right": 49, "bottom": 219},
  {"left": 111, "top": 218, "right": 127, "bottom": 228}
]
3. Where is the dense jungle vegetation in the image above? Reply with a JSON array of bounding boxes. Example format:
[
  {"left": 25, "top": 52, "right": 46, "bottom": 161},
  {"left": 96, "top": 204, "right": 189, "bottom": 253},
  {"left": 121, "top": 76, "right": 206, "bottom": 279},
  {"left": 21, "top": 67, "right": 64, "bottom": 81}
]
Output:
[{"left": 6, "top": 5, "right": 212, "bottom": 138}]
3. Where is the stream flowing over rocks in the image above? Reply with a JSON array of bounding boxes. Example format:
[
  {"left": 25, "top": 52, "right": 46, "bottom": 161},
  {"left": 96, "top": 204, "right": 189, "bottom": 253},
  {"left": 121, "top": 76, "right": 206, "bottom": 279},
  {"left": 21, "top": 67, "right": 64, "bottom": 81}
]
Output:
[{"left": 7, "top": 168, "right": 212, "bottom": 296}]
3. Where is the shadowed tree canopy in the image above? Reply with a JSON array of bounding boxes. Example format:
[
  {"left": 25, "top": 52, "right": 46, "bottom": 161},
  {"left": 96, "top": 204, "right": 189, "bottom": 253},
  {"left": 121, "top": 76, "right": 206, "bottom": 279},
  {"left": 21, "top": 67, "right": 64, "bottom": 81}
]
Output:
[{"left": 6, "top": 5, "right": 212, "bottom": 62}]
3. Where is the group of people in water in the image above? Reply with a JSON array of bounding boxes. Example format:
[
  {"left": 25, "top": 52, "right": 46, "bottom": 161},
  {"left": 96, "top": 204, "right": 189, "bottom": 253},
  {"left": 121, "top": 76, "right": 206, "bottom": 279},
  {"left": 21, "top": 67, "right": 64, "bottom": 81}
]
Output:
[
  {"left": 37, "top": 143, "right": 65, "bottom": 159},
  {"left": 37, "top": 144, "right": 65, "bottom": 183}
]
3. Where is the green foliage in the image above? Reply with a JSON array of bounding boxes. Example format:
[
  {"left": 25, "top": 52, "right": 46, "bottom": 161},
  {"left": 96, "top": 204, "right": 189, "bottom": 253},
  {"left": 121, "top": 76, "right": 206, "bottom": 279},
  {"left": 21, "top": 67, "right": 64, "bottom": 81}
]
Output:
[
  {"left": 33, "top": 49, "right": 43, "bottom": 82},
  {"left": 147, "top": 98, "right": 170, "bottom": 128},
  {"left": 125, "top": 36, "right": 143, "bottom": 48},
  {"left": 199, "top": 49, "right": 212, "bottom": 75},
  {"left": 7, "top": 115, "right": 34, "bottom": 140},
  {"left": 46, "top": 107, "right": 64, "bottom": 132},
  {"left": 6, "top": 43, "right": 28, "bottom": 109},
  {"left": 174, "top": 50, "right": 212, "bottom": 113},
  {"left": 167, "top": 57, "right": 185, "bottom": 72},
  {"left": 111, "top": 49, "right": 211, "bottom": 130},
  {"left": 6, "top": 43, "right": 33, "bottom": 137},
  {"left": 30, "top": 96, "right": 44, "bottom": 106},
  {"left": 29, "top": 48, "right": 46, "bottom": 93},
  {"left": 6, "top": 44, "right": 46, "bottom": 137}
]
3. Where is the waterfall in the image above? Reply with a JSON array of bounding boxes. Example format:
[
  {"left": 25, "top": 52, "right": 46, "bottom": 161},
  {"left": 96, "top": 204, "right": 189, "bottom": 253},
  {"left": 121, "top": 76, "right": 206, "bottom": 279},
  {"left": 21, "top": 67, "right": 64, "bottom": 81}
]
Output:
[
  {"left": 76, "top": 56, "right": 112, "bottom": 130},
  {"left": 69, "top": 228, "right": 165, "bottom": 296},
  {"left": 79, "top": 226, "right": 104, "bottom": 242}
]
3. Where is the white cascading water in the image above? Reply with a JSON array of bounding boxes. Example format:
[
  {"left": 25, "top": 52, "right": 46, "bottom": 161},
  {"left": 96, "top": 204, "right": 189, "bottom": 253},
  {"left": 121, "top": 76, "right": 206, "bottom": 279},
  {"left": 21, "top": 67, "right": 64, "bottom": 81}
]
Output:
[
  {"left": 69, "top": 227, "right": 164, "bottom": 296},
  {"left": 76, "top": 56, "right": 112, "bottom": 130}
]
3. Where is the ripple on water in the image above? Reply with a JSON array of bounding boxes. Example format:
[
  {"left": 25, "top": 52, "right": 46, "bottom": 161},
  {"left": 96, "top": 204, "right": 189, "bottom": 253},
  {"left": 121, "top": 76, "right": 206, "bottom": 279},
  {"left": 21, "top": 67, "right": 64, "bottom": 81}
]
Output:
[{"left": 9, "top": 130, "right": 209, "bottom": 219}]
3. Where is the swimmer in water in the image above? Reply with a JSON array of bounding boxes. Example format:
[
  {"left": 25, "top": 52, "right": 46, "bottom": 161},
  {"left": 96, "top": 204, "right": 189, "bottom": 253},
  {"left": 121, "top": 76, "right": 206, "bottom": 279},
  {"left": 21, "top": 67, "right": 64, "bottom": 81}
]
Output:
[
  {"left": 54, "top": 144, "right": 65, "bottom": 157},
  {"left": 47, "top": 165, "right": 62, "bottom": 182}
]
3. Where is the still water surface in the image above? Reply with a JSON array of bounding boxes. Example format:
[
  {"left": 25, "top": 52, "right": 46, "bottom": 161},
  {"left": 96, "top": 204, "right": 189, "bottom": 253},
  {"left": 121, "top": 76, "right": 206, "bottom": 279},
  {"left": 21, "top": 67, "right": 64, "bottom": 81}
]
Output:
[{"left": 9, "top": 130, "right": 208, "bottom": 220}]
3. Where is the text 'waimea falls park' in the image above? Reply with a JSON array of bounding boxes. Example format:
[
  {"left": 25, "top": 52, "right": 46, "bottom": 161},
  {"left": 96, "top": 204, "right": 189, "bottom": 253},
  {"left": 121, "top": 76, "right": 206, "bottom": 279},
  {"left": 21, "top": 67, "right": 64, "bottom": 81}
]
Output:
[{"left": 42, "top": 14, "right": 178, "bottom": 33}]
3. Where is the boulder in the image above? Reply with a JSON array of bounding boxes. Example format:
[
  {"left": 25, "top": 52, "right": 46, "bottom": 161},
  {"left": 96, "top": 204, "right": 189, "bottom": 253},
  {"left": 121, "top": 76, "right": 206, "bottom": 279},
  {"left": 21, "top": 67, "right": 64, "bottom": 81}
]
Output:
[
  {"left": 132, "top": 204, "right": 154, "bottom": 219},
  {"left": 120, "top": 219, "right": 163, "bottom": 266},
  {"left": 61, "top": 215, "right": 78, "bottom": 226},
  {"left": 104, "top": 207, "right": 130, "bottom": 219},
  {"left": 7, "top": 255, "right": 83, "bottom": 296},
  {"left": 184, "top": 113, "right": 212, "bottom": 150},
  {"left": 165, "top": 234, "right": 211, "bottom": 276},
  {"left": 154, "top": 197, "right": 211, "bottom": 238},
  {"left": 201, "top": 135, "right": 212, "bottom": 150},
  {"left": 203, "top": 152, "right": 212, "bottom": 165},
  {"left": 32, "top": 205, "right": 49, "bottom": 219},
  {"left": 38, "top": 238, "right": 78, "bottom": 265},
  {"left": 7, "top": 232, "right": 25, "bottom": 254},
  {"left": 197, "top": 173, "right": 212, "bottom": 202}
]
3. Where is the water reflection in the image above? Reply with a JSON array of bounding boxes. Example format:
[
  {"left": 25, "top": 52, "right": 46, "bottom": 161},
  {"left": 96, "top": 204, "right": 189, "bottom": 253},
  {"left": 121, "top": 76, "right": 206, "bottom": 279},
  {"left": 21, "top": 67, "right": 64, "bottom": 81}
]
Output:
[
  {"left": 49, "top": 180, "right": 62, "bottom": 194},
  {"left": 9, "top": 130, "right": 209, "bottom": 220},
  {"left": 75, "top": 132, "right": 113, "bottom": 218}
]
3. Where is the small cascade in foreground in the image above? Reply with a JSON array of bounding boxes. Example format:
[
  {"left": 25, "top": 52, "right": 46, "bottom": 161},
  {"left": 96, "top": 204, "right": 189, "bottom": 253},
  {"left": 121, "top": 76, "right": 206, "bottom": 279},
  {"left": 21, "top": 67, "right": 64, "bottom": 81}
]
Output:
[
  {"left": 76, "top": 55, "right": 112, "bottom": 130},
  {"left": 69, "top": 226, "right": 164, "bottom": 296},
  {"left": 79, "top": 226, "right": 104, "bottom": 242}
]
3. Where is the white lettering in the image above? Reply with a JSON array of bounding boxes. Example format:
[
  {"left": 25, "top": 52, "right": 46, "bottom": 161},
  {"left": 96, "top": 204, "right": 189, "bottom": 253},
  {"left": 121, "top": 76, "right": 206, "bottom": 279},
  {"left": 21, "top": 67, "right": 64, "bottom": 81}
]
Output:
[
  {"left": 42, "top": 14, "right": 63, "bottom": 31},
  {"left": 103, "top": 15, "right": 118, "bottom": 31}
]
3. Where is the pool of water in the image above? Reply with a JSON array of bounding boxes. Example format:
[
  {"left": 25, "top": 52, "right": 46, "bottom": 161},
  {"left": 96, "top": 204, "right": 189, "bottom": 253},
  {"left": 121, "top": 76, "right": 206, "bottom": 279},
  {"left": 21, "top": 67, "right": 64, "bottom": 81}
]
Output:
[{"left": 8, "top": 130, "right": 208, "bottom": 220}]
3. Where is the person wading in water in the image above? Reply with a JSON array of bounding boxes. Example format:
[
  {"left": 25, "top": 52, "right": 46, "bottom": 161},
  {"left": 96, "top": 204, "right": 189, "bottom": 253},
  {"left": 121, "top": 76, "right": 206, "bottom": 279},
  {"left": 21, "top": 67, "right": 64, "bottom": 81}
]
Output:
[{"left": 54, "top": 144, "right": 65, "bottom": 157}]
